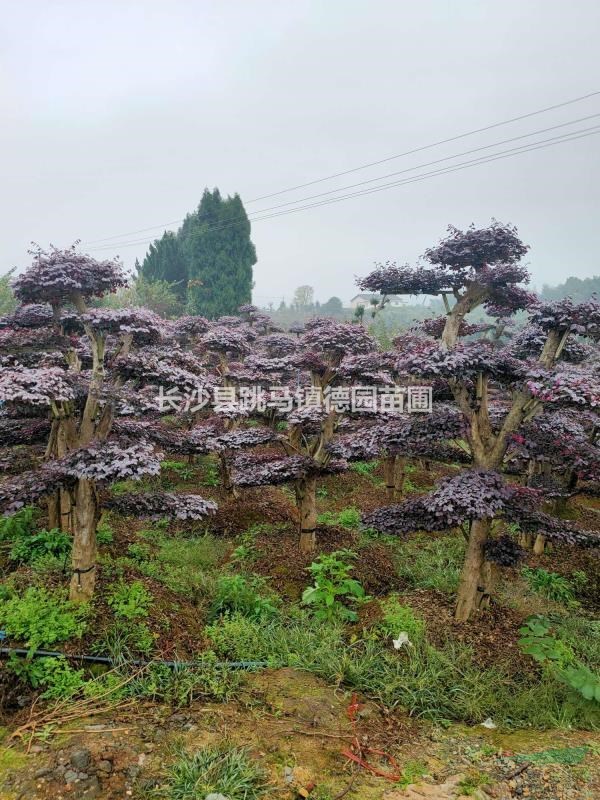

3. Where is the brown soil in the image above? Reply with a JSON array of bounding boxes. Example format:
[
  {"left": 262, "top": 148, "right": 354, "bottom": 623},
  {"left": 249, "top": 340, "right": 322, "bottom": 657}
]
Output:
[
  {"left": 251, "top": 524, "right": 401, "bottom": 600},
  {"left": 1, "top": 669, "right": 598, "bottom": 800},
  {"left": 398, "top": 589, "right": 531, "bottom": 673}
]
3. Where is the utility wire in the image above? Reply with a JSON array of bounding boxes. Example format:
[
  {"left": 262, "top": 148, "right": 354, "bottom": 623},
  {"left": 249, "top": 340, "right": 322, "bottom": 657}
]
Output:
[
  {"left": 83, "top": 90, "right": 600, "bottom": 246},
  {"left": 87, "top": 125, "right": 600, "bottom": 252},
  {"left": 224, "top": 112, "right": 600, "bottom": 216}
]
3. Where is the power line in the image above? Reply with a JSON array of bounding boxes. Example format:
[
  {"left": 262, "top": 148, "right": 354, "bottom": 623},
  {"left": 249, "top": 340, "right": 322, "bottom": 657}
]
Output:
[
  {"left": 233, "top": 112, "right": 600, "bottom": 216},
  {"left": 82, "top": 90, "right": 600, "bottom": 246},
  {"left": 88, "top": 122, "right": 600, "bottom": 250},
  {"left": 245, "top": 90, "right": 600, "bottom": 202},
  {"left": 87, "top": 125, "right": 600, "bottom": 252},
  {"left": 243, "top": 126, "right": 600, "bottom": 220}
]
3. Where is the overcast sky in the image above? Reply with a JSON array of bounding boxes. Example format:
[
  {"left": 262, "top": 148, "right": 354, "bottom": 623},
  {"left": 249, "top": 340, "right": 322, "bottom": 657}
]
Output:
[{"left": 1, "top": 1, "right": 599, "bottom": 305}]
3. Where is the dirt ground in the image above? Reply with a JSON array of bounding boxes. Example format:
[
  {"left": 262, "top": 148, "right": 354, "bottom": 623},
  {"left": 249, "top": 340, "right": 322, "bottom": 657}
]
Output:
[{"left": 0, "top": 668, "right": 598, "bottom": 800}]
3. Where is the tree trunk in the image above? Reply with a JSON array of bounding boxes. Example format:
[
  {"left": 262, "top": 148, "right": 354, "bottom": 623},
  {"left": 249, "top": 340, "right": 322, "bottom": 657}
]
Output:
[
  {"left": 454, "top": 518, "right": 491, "bottom": 622},
  {"left": 533, "top": 534, "right": 546, "bottom": 555},
  {"left": 219, "top": 453, "right": 237, "bottom": 496},
  {"left": 383, "top": 455, "right": 395, "bottom": 500},
  {"left": 393, "top": 456, "right": 405, "bottom": 500},
  {"left": 478, "top": 560, "right": 499, "bottom": 611},
  {"left": 69, "top": 479, "right": 100, "bottom": 602},
  {"left": 47, "top": 492, "right": 60, "bottom": 530},
  {"left": 296, "top": 475, "right": 317, "bottom": 555}
]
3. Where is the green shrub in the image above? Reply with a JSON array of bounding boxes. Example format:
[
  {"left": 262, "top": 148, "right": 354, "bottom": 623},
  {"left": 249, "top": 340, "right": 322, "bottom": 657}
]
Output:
[
  {"left": 107, "top": 580, "right": 153, "bottom": 620},
  {"left": 0, "top": 588, "right": 87, "bottom": 653},
  {"left": 0, "top": 507, "right": 38, "bottom": 541},
  {"left": 96, "top": 520, "right": 114, "bottom": 545},
  {"left": 518, "top": 616, "right": 600, "bottom": 704},
  {"left": 156, "top": 743, "right": 267, "bottom": 799},
  {"left": 8, "top": 656, "right": 84, "bottom": 700},
  {"left": 522, "top": 567, "right": 577, "bottom": 605},
  {"left": 8, "top": 528, "right": 71, "bottom": 566},
  {"left": 209, "top": 575, "right": 278, "bottom": 621},
  {"left": 302, "top": 550, "right": 369, "bottom": 622}
]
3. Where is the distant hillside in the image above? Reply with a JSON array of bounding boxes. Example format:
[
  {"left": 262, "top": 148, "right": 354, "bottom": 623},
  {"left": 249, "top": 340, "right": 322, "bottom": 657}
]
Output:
[{"left": 541, "top": 275, "right": 600, "bottom": 302}]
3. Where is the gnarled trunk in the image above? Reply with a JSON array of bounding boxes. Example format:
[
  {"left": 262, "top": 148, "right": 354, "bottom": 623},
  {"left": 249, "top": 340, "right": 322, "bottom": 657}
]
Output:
[
  {"left": 454, "top": 518, "right": 491, "bottom": 622},
  {"left": 69, "top": 479, "right": 100, "bottom": 602},
  {"left": 296, "top": 475, "right": 317, "bottom": 555}
]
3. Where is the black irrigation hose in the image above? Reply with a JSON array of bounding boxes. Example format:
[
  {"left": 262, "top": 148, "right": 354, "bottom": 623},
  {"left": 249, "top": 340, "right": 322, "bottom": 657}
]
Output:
[{"left": 0, "top": 647, "right": 268, "bottom": 670}]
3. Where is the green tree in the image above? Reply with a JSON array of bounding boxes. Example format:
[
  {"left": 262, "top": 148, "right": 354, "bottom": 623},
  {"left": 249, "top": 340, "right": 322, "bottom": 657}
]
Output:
[
  {"left": 0, "top": 269, "right": 17, "bottom": 316},
  {"left": 138, "top": 231, "right": 188, "bottom": 301},
  {"left": 321, "top": 296, "right": 343, "bottom": 316},
  {"left": 183, "top": 189, "right": 256, "bottom": 318},
  {"left": 542, "top": 275, "right": 600, "bottom": 302}
]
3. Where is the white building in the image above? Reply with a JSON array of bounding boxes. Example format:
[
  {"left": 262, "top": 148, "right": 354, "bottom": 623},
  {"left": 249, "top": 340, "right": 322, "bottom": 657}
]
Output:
[{"left": 348, "top": 293, "right": 405, "bottom": 309}]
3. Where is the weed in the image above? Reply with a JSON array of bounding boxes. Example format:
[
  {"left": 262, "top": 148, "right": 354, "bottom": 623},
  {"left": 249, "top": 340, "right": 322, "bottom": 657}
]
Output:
[
  {"left": 107, "top": 580, "right": 153, "bottom": 620},
  {"left": 9, "top": 528, "right": 71, "bottom": 566},
  {"left": 0, "top": 507, "right": 38, "bottom": 541},
  {"left": 398, "top": 760, "right": 427, "bottom": 789},
  {"left": 317, "top": 507, "right": 361, "bottom": 529},
  {"left": 349, "top": 460, "right": 379, "bottom": 481},
  {"left": 316, "top": 486, "right": 329, "bottom": 498},
  {"left": 205, "top": 609, "right": 600, "bottom": 728},
  {"left": 129, "top": 655, "right": 242, "bottom": 705},
  {"left": 522, "top": 567, "right": 578, "bottom": 605},
  {"left": 209, "top": 574, "right": 279, "bottom": 621},
  {"left": 155, "top": 743, "right": 267, "bottom": 799},
  {"left": 127, "top": 542, "right": 153, "bottom": 562},
  {"left": 457, "top": 770, "right": 491, "bottom": 796},
  {"left": 518, "top": 616, "right": 600, "bottom": 704},
  {"left": 199, "top": 457, "right": 220, "bottom": 487},
  {"left": 393, "top": 534, "right": 464, "bottom": 594},
  {"left": 161, "top": 460, "right": 195, "bottom": 481},
  {"left": 96, "top": 519, "right": 114, "bottom": 545},
  {"left": 0, "top": 587, "right": 87, "bottom": 653},
  {"left": 8, "top": 656, "right": 84, "bottom": 700},
  {"left": 29, "top": 553, "right": 68, "bottom": 579},
  {"left": 93, "top": 620, "right": 155, "bottom": 659},
  {"left": 378, "top": 595, "right": 425, "bottom": 643},
  {"left": 302, "top": 550, "right": 370, "bottom": 622}
]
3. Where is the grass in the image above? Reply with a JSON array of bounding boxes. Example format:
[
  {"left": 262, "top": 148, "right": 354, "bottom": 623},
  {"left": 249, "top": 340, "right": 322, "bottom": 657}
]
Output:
[
  {"left": 317, "top": 507, "right": 362, "bottom": 529},
  {"left": 111, "top": 529, "right": 228, "bottom": 599},
  {"left": 392, "top": 534, "right": 465, "bottom": 594},
  {"left": 204, "top": 608, "right": 600, "bottom": 729},
  {"left": 152, "top": 743, "right": 267, "bottom": 799}
]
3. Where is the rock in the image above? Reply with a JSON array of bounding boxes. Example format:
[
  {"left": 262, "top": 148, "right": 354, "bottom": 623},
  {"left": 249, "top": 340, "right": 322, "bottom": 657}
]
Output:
[
  {"left": 205, "top": 795, "right": 229, "bottom": 800},
  {"left": 64, "top": 769, "right": 79, "bottom": 784},
  {"left": 70, "top": 748, "right": 92, "bottom": 770},
  {"left": 126, "top": 765, "right": 141, "bottom": 780},
  {"left": 35, "top": 768, "right": 53, "bottom": 778},
  {"left": 97, "top": 760, "right": 113, "bottom": 774}
]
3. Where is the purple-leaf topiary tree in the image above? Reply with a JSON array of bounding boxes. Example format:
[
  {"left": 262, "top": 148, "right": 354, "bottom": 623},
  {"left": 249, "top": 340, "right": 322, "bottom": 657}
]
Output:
[{"left": 358, "top": 222, "right": 600, "bottom": 621}]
